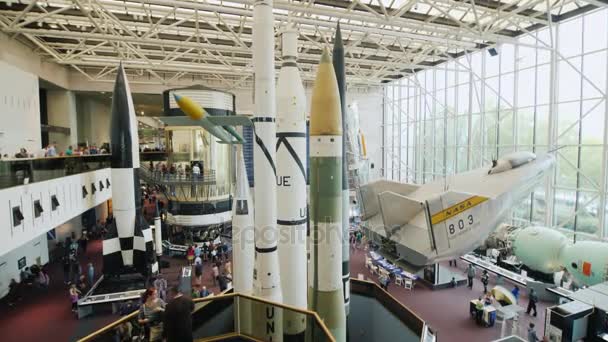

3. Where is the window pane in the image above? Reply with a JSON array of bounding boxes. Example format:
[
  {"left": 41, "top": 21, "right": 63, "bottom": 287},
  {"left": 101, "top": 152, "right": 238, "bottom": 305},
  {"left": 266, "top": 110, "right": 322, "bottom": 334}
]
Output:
[
  {"left": 584, "top": 10, "right": 607, "bottom": 53},
  {"left": 554, "top": 189, "right": 576, "bottom": 230},
  {"left": 576, "top": 193, "right": 600, "bottom": 236},
  {"left": 559, "top": 18, "right": 582, "bottom": 58},
  {"left": 517, "top": 109, "right": 535, "bottom": 146}
]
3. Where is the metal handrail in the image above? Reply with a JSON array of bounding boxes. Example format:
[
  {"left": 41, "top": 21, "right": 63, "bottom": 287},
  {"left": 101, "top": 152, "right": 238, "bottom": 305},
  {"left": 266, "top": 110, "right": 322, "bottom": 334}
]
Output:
[
  {"left": 76, "top": 291, "right": 335, "bottom": 342},
  {"left": 349, "top": 277, "right": 429, "bottom": 338}
]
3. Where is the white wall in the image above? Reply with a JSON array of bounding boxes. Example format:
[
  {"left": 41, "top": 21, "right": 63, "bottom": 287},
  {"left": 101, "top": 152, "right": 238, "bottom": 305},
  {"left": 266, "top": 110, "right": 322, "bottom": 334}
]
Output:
[
  {"left": 0, "top": 168, "right": 111, "bottom": 258},
  {"left": 0, "top": 233, "right": 49, "bottom": 298},
  {"left": 76, "top": 95, "right": 111, "bottom": 146},
  {"left": 47, "top": 90, "right": 78, "bottom": 152},
  {"left": 0, "top": 32, "right": 69, "bottom": 89},
  {"left": 0, "top": 60, "right": 41, "bottom": 157}
]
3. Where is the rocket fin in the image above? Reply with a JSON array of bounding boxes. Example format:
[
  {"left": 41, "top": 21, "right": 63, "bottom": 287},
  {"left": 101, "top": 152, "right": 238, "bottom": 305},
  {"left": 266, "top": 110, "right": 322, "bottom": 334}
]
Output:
[
  {"left": 220, "top": 125, "right": 245, "bottom": 143},
  {"left": 206, "top": 115, "right": 253, "bottom": 127},
  {"left": 156, "top": 116, "right": 202, "bottom": 127},
  {"left": 377, "top": 191, "right": 425, "bottom": 237}
]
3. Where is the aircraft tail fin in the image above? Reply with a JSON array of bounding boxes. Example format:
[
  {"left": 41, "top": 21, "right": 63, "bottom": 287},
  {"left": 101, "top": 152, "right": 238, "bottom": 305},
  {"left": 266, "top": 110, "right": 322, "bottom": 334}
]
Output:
[
  {"left": 358, "top": 180, "right": 419, "bottom": 220},
  {"left": 425, "top": 191, "right": 490, "bottom": 253},
  {"left": 377, "top": 191, "right": 425, "bottom": 236}
]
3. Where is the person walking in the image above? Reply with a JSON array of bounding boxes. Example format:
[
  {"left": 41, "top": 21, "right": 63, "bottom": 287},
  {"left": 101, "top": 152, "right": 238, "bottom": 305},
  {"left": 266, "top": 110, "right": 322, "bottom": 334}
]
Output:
[
  {"left": 527, "top": 323, "right": 540, "bottom": 341},
  {"left": 194, "top": 244, "right": 201, "bottom": 261},
  {"left": 62, "top": 256, "right": 71, "bottom": 284},
  {"left": 224, "top": 260, "right": 232, "bottom": 275},
  {"left": 163, "top": 286, "right": 194, "bottom": 342},
  {"left": 512, "top": 285, "right": 520, "bottom": 303},
  {"left": 467, "top": 264, "right": 476, "bottom": 289},
  {"left": 69, "top": 284, "right": 81, "bottom": 314},
  {"left": 212, "top": 263, "right": 220, "bottom": 285},
  {"left": 526, "top": 288, "right": 539, "bottom": 317},
  {"left": 481, "top": 270, "right": 489, "bottom": 293},
  {"left": 186, "top": 245, "right": 195, "bottom": 265},
  {"left": 154, "top": 275, "right": 168, "bottom": 301}
]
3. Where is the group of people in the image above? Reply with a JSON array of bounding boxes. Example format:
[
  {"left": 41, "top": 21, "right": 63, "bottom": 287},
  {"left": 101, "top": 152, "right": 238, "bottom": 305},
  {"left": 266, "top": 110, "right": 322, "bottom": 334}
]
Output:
[
  {"left": 6, "top": 264, "right": 51, "bottom": 307},
  {"left": 60, "top": 232, "right": 96, "bottom": 314},
  {"left": 127, "top": 286, "right": 195, "bottom": 342},
  {"left": 464, "top": 263, "right": 543, "bottom": 341},
  {"left": 188, "top": 244, "right": 233, "bottom": 296},
  {"left": 6, "top": 142, "right": 108, "bottom": 159},
  {"left": 186, "top": 242, "right": 228, "bottom": 266},
  {"left": 152, "top": 161, "right": 203, "bottom": 180}
]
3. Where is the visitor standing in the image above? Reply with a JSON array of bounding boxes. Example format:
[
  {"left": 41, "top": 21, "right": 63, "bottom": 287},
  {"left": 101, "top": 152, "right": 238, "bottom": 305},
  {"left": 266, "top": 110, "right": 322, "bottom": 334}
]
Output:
[
  {"left": 467, "top": 264, "right": 476, "bottom": 289},
  {"left": 163, "top": 286, "right": 194, "bottom": 342},
  {"left": 526, "top": 289, "right": 539, "bottom": 317},
  {"left": 138, "top": 288, "right": 166, "bottom": 342}
]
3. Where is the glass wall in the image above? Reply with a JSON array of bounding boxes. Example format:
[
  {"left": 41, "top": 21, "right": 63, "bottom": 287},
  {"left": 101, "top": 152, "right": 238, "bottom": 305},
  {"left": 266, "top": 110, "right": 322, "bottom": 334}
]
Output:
[{"left": 383, "top": 8, "right": 608, "bottom": 240}]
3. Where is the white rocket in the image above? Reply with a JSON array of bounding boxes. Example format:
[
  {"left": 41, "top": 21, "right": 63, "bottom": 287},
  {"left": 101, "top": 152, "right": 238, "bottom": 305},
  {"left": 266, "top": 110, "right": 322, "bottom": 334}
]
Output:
[
  {"left": 276, "top": 25, "right": 308, "bottom": 337},
  {"left": 252, "top": 0, "right": 283, "bottom": 340},
  {"left": 154, "top": 201, "right": 162, "bottom": 257},
  {"left": 232, "top": 147, "right": 255, "bottom": 333},
  {"left": 102, "top": 64, "right": 156, "bottom": 276},
  {"left": 232, "top": 147, "right": 255, "bottom": 294}
]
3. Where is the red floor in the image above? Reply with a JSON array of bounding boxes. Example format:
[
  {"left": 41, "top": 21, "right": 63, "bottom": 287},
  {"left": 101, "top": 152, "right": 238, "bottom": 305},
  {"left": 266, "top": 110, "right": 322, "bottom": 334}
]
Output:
[
  {"left": 0, "top": 238, "right": 223, "bottom": 342},
  {"left": 0, "top": 242, "right": 549, "bottom": 342},
  {"left": 349, "top": 247, "right": 549, "bottom": 342}
]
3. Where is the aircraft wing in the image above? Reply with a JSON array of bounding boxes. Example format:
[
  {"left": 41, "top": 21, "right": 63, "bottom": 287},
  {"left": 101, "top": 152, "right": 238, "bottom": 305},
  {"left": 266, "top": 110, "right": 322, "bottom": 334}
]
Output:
[
  {"left": 156, "top": 116, "right": 201, "bottom": 127},
  {"left": 206, "top": 115, "right": 253, "bottom": 127}
]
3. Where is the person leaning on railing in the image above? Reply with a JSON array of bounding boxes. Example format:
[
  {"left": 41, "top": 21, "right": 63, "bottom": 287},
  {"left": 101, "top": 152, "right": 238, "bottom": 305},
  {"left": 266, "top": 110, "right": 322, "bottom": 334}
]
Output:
[{"left": 138, "top": 287, "right": 166, "bottom": 342}]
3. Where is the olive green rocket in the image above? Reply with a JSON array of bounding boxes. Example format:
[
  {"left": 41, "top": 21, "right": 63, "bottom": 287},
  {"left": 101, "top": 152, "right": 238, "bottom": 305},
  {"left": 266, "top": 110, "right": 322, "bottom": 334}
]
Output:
[{"left": 308, "top": 48, "right": 346, "bottom": 342}]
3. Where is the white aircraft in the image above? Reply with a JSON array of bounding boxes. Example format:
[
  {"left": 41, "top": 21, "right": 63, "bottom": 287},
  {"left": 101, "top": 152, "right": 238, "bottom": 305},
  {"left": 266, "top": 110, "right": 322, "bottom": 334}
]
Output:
[{"left": 359, "top": 151, "right": 555, "bottom": 267}]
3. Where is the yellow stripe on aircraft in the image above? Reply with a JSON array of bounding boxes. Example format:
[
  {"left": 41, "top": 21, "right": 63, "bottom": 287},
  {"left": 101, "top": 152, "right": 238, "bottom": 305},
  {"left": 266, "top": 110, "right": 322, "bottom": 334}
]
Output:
[{"left": 431, "top": 196, "right": 488, "bottom": 225}]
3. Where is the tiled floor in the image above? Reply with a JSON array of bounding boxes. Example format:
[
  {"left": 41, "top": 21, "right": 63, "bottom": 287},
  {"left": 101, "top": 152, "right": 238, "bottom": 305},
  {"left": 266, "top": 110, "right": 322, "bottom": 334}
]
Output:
[
  {"left": 349, "top": 246, "right": 550, "bottom": 342},
  {"left": 0, "top": 241, "right": 551, "bottom": 342}
]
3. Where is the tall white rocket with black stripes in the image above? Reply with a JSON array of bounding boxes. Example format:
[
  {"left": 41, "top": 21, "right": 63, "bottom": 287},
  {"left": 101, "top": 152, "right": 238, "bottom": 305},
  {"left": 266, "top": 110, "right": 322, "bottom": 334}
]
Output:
[
  {"left": 276, "top": 25, "right": 308, "bottom": 337},
  {"left": 252, "top": 0, "right": 283, "bottom": 340},
  {"left": 102, "top": 64, "right": 156, "bottom": 276}
]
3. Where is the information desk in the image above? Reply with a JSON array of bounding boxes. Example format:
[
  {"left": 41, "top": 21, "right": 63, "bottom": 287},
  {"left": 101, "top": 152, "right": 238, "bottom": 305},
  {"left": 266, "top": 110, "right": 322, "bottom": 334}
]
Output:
[
  {"left": 470, "top": 299, "right": 496, "bottom": 327},
  {"left": 77, "top": 289, "right": 145, "bottom": 319},
  {"left": 369, "top": 251, "right": 418, "bottom": 280},
  {"left": 77, "top": 274, "right": 146, "bottom": 319},
  {"left": 460, "top": 254, "right": 532, "bottom": 287},
  {"left": 163, "top": 240, "right": 188, "bottom": 257}
]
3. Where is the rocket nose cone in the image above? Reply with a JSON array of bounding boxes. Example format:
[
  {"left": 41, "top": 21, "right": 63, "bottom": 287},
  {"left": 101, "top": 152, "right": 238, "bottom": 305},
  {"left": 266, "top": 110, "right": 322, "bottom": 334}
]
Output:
[
  {"left": 173, "top": 93, "right": 182, "bottom": 103},
  {"left": 320, "top": 48, "right": 331, "bottom": 64},
  {"left": 334, "top": 23, "right": 343, "bottom": 47}
]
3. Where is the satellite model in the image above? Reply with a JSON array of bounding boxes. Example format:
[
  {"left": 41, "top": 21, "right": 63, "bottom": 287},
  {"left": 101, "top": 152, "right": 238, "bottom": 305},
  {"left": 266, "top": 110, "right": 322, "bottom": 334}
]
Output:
[
  {"left": 359, "top": 151, "right": 555, "bottom": 268},
  {"left": 492, "top": 225, "right": 608, "bottom": 287}
]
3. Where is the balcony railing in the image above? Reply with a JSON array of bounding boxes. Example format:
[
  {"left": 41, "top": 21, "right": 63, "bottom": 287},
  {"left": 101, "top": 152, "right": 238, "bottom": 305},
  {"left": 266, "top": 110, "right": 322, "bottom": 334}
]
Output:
[
  {"left": 0, "top": 152, "right": 166, "bottom": 190},
  {"left": 76, "top": 279, "right": 433, "bottom": 342},
  {"left": 77, "top": 291, "right": 335, "bottom": 342}
]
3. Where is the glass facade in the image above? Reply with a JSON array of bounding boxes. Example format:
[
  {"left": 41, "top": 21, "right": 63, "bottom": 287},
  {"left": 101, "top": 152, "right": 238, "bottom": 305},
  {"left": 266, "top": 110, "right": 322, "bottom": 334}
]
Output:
[{"left": 383, "top": 8, "right": 608, "bottom": 240}]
